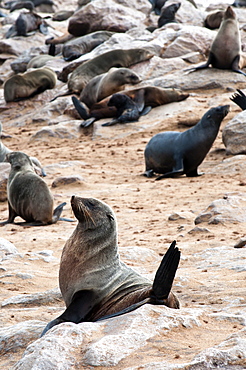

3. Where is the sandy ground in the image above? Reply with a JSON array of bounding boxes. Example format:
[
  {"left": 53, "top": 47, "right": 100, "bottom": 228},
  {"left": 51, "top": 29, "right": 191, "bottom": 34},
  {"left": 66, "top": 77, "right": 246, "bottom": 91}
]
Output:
[{"left": 0, "top": 86, "right": 246, "bottom": 368}]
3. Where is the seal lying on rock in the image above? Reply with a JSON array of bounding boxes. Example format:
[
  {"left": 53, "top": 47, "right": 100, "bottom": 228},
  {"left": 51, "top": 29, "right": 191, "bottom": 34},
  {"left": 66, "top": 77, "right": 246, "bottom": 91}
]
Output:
[
  {"left": 186, "top": 6, "right": 246, "bottom": 76},
  {"left": 41, "top": 195, "right": 180, "bottom": 336},
  {"left": 0, "top": 152, "right": 67, "bottom": 226},
  {"left": 144, "top": 105, "right": 230, "bottom": 179},
  {"left": 3, "top": 67, "right": 57, "bottom": 102}
]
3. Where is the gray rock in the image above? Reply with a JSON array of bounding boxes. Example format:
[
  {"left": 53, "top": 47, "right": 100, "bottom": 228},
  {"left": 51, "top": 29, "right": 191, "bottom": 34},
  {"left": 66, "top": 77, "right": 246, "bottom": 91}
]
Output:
[
  {"left": 0, "top": 238, "right": 19, "bottom": 261},
  {"left": 0, "top": 320, "right": 46, "bottom": 355},
  {"left": 222, "top": 110, "right": 246, "bottom": 155},
  {"left": 31, "top": 121, "right": 81, "bottom": 140},
  {"left": 195, "top": 194, "right": 246, "bottom": 224},
  {"left": 51, "top": 175, "right": 84, "bottom": 188},
  {"left": 1, "top": 288, "right": 62, "bottom": 307}
]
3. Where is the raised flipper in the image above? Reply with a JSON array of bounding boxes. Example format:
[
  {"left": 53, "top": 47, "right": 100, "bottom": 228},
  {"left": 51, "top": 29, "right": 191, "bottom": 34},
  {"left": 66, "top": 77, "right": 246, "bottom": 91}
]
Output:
[
  {"left": 72, "top": 96, "right": 90, "bottom": 120},
  {"left": 230, "top": 89, "right": 246, "bottom": 110},
  {"left": 151, "top": 240, "right": 180, "bottom": 302},
  {"left": 132, "top": 88, "right": 145, "bottom": 112},
  {"left": 41, "top": 290, "right": 98, "bottom": 336}
]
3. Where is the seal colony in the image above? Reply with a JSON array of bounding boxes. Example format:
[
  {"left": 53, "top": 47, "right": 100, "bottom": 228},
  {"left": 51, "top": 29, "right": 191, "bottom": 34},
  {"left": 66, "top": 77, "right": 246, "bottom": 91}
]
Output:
[
  {"left": 41, "top": 195, "right": 180, "bottom": 335},
  {"left": 144, "top": 105, "right": 230, "bottom": 179}
]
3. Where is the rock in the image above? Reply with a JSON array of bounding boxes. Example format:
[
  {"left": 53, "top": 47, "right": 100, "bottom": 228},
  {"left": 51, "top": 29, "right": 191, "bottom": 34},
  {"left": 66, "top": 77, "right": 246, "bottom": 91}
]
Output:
[
  {"left": 0, "top": 320, "right": 46, "bottom": 355},
  {"left": 13, "top": 305, "right": 202, "bottom": 369},
  {"left": 0, "top": 238, "right": 19, "bottom": 261},
  {"left": 206, "top": 155, "right": 246, "bottom": 175},
  {"left": 0, "top": 163, "right": 10, "bottom": 202},
  {"left": 31, "top": 121, "right": 81, "bottom": 140},
  {"left": 68, "top": 0, "right": 148, "bottom": 37},
  {"left": 188, "top": 226, "right": 211, "bottom": 234},
  {"left": 168, "top": 211, "right": 194, "bottom": 221},
  {"left": 51, "top": 175, "right": 85, "bottom": 188},
  {"left": 194, "top": 194, "right": 246, "bottom": 225},
  {"left": 1, "top": 288, "right": 62, "bottom": 308},
  {"left": 222, "top": 110, "right": 246, "bottom": 155},
  {"left": 234, "top": 238, "right": 246, "bottom": 248}
]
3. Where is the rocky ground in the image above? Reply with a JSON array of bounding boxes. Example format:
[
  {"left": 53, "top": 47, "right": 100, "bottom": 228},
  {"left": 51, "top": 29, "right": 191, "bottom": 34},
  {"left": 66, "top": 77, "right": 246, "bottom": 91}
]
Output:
[{"left": 0, "top": 0, "right": 246, "bottom": 369}]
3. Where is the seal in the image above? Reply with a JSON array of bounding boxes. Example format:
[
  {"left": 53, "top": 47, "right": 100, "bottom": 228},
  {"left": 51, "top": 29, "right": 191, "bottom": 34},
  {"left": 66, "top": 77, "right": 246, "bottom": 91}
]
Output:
[
  {"left": 15, "top": 11, "right": 46, "bottom": 37},
  {"left": 230, "top": 89, "right": 246, "bottom": 110},
  {"left": 0, "top": 123, "right": 46, "bottom": 176},
  {"left": 72, "top": 86, "right": 189, "bottom": 127},
  {"left": 63, "top": 48, "right": 153, "bottom": 90},
  {"left": 3, "top": 67, "right": 57, "bottom": 102},
  {"left": 80, "top": 67, "right": 141, "bottom": 107},
  {"left": 62, "top": 30, "right": 114, "bottom": 61},
  {"left": 27, "top": 54, "right": 58, "bottom": 69},
  {"left": 186, "top": 6, "right": 246, "bottom": 76},
  {"left": 144, "top": 105, "right": 230, "bottom": 179},
  {"left": 204, "top": 10, "right": 224, "bottom": 30},
  {"left": 158, "top": 2, "right": 181, "bottom": 28},
  {"left": 41, "top": 195, "right": 180, "bottom": 335},
  {"left": 0, "top": 151, "right": 67, "bottom": 226}
]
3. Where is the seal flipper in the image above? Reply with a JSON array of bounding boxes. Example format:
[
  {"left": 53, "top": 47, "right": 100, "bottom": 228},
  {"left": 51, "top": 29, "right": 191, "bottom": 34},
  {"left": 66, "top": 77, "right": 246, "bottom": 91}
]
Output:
[
  {"left": 0, "top": 201, "right": 17, "bottom": 225},
  {"left": 230, "top": 89, "right": 246, "bottom": 110},
  {"left": 52, "top": 202, "right": 66, "bottom": 223},
  {"left": 231, "top": 55, "right": 246, "bottom": 76},
  {"left": 155, "top": 156, "right": 184, "bottom": 180},
  {"left": 151, "top": 240, "right": 180, "bottom": 302},
  {"left": 72, "top": 96, "right": 90, "bottom": 120},
  {"left": 41, "top": 290, "right": 98, "bottom": 336}
]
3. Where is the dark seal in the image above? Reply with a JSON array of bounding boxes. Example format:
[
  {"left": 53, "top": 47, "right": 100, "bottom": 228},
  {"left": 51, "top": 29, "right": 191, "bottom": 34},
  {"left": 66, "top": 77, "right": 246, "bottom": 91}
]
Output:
[
  {"left": 41, "top": 195, "right": 180, "bottom": 335},
  {"left": 144, "top": 105, "right": 230, "bottom": 179}
]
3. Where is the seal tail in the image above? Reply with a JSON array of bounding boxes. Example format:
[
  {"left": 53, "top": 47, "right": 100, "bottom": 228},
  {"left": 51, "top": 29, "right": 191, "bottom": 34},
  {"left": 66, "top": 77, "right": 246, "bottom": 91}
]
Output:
[
  {"left": 152, "top": 240, "right": 180, "bottom": 300},
  {"left": 230, "top": 89, "right": 246, "bottom": 110}
]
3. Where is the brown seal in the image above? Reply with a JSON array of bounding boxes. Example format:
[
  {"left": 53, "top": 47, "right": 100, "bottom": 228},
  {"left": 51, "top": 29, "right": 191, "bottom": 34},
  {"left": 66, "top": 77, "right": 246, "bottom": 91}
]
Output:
[
  {"left": 27, "top": 55, "right": 58, "bottom": 69},
  {"left": 0, "top": 151, "right": 67, "bottom": 226},
  {"left": 204, "top": 10, "right": 224, "bottom": 30},
  {"left": 186, "top": 6, "right": 246, "bottom": 76},
  {"left": 62, "top": 30, "right": 114, "bottom": 61},
  {"left": 41, "top": 195, "right": 180, "bottom": 335},
  {"left": 72, "top": 86, "right": 189, "bottom": 127},
  {"left": 3, "top": 67, "right": 57, "bottom": 102},
  {"left": 80, "top": 67, "right": 141, "bottom": 107},
  {"left": 61, "top": 48, "right": 153, "bottom": 89}
]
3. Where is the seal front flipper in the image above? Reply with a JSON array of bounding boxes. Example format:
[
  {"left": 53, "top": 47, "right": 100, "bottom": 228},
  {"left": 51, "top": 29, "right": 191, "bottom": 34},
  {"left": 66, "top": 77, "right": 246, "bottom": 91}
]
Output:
[
  {"left": 151, "top": 241, "right": 180, "bottom": 305},
  {"left": 41, "top": 290, "right": 98, "bottom": 336},
  {"left": 72, "top": 96, "right": 90, "bottom": 120},
  {"left": 230, "top": 89, "right": 246, "bottom": 110}
]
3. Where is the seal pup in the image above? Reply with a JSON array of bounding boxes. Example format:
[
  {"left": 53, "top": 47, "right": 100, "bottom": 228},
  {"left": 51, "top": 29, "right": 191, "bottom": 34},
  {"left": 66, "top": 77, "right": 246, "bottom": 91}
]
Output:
[
  {"left": 230, "top": 89, "right": 246, "bottom": 110},
  {"left": 72, "top": 86, "right": 189, "bottom": 127},
  {"left": 204, "top": 10, "right": 224, "bottom": 30},
  {"left": 0, "top": 123, "right": 46, "bottom": 176},
  {"left": 186, "top": 6, "right": 246, "bottom": 76},
  {"left": 62, "top": 31, "right": 114, "bottom": 61},
  {"left": 3, "top": 67, "right": 57, "bottom": 102},
  {"left": 0, "top": 152, "right": 67, "bottom": 226},
  {"left": 158, "top": 2, "right": 181, "bottom": 28},
  {"left": 80, "top": 68, "right": 141, "bottom": 107},
  {"left": 41, "top": 195, "right": 180, "bottom": 335},
  {"left": 144, "top": 105, "right": 230, "bottom": 179}
]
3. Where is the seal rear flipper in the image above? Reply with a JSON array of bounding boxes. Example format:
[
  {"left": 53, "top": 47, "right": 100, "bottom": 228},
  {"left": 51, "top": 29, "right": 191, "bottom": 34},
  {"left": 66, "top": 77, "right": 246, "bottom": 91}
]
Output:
[
  {"left": 140, "top": 106, "right": 152, "bottom": 116},
  {"left": 152, "top": 240, "right": 180, "bottom": 301},
  {"left": 41, "top": 290, "right": 98, "bottom": 336},
  {"left": 72, "top": 96, "right": 90, "bottom": 120},
  {"left": 231, "top": 55, "right": 246, "bottom": 76},
  {"left": 230, "top": 89, "right": 246, "bottom": 110},
  {"left": 132, "top": 88, "right": 145, "bottom": 112}
]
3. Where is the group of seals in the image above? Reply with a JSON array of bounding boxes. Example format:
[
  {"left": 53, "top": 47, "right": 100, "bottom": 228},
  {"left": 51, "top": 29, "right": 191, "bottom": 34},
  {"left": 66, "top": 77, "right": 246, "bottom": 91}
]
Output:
[
  {"left": 72, "top": 86, "right": 189, "bottom": 127},
  {"left": 41, "top": 195, "right": 180, "bottom": 335},
  {"left": 144, "top": 105, "right": 230, "bottom": 179},
  {"left": 187, "top": 6, "right": 246, "bottom": 76},
  {"left": 0, "top": 152, "right": 67, "bottom": 226},
  {"left": 3, "top": 67, "right": 57, "bottom": 102}
]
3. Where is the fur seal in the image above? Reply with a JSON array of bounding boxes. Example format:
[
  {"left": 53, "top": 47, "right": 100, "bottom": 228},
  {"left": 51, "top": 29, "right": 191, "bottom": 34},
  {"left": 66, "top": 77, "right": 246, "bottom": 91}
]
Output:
[
  {"left": 144, "top": 105, "right": 230, "bottom": 180},
  {"left": 158, "top": 2, "right": 181, "bottom": 28},
  {"left": 150, "top": 0, "right": 196, "bottom": 15},
  {"left": 62, "top": 31, "right": 114, "bottom": 61},
  {"left": 61, "top": 48, "right": 153, "bottom": 88},
  {"left": 15, "top": 11, "right": 47, "bottom": 37},
  {"left": 3, "top": 67, "right": 57, "bottom": 102},
  {"left": 186, "top": 6, "right": 246, "bottom": 76},
  {"left": 0, "top": 152, "right": 67, "bottom": 226},
  {"left": 0, "top": 123, "right": 46, "bottom": 176},
  {"left": 232, "top": 0, "right": 246, "bottom": 7},
  {"left": 230, "top": 89, "right": 246, "bottom": 110},
  {"left": 27, "top": 55, "right": 58, "bottom": 69},
  {"left": 80, "top": 67, "right": 141, "bottom": 107},
  {"left": 41, "top": 195, "right": 180, "bottom": 335},
  {"left": 52, "top": 10, "right": 74, "bottom": 21},
  {"left": 72, "top": 86, "right": 189, "bottom": 126},
  {"left": 204, "top": 10, "right": 224, "bottom": 30}
]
